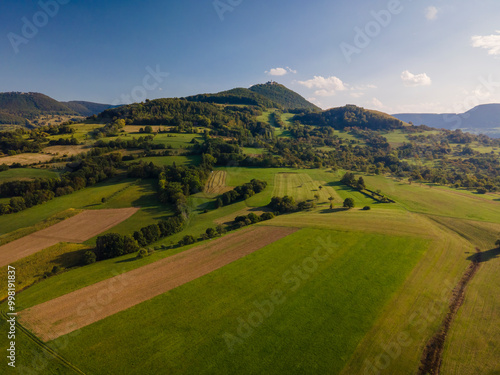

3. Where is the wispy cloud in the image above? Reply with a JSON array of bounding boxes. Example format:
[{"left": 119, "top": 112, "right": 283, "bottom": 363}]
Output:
[
  {"left": 297, "top": 75, "right": 347, "bottom": 96},
  {"left": 401, "top": 70, "right": 432, "bottom": 87},
  {"left": 471, "top": 31, "right": 500, "bottom": 56},
  {"left": 425, "top": 6, "right": 438, "bottom": 21},
  {"left": 266, "top": 67, "right": 297, "bottom": 76}
]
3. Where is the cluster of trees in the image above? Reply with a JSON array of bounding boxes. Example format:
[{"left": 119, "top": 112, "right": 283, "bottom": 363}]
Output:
[
  {"left": 0, "top": 153, "right": 123, "bottom": 215},
  {"left": 94, "top": 135, "right": 166, "bottom": 151},
  {"left": 268, "top": 196, "right": 315, "bottom": 214},
  {"left": 216, "top": 179, "right": 267, "bottom": 208},
  {"left": 133, "top": 216, "right": 185, "bottom": 247},
  {"left": 48, "top": 137, "right": 79, "bottom": 146},
  {"left": 0, "top": 129, "right": 42, "bottom": 155},
  {"left": 341, "top": 172, "right": 365, "bottom": 190},
  {"left": 233, "top": 212, "right": 275, "bottom": 227},
  {"left": 91, "top": 119, "right": 126, "bottom": 138},
  {"left": 93, "top": 233, "right": 139, "bottom": 261}
]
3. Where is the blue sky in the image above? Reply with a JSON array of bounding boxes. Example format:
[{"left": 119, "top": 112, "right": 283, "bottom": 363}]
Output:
[{"left": 1, "top": 0, "right": 500, "bottom": 113}]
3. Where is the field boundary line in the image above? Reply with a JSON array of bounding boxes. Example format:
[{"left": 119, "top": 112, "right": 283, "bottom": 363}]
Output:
[{"left": 1, "top": 311, "right": 86, "bottom": 374}]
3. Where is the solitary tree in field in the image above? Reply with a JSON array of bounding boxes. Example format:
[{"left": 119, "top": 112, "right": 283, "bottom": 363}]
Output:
[
  {"left": 319, "top": 185, "right": 323, "bottom": 191},
  {"left": 328, "top": 196, "right": 334, "bottom": 210},
  {"left": 343, "top": 198, "right": 355, "bottom": 209},
  {"left": 496, "top": 239, "right": 500, "bottom": 248}
]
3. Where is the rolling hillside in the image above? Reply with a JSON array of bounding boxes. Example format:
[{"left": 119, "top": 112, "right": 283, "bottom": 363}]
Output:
[{"left": 186, "top": 82, "right": 321, "bottom": 111}]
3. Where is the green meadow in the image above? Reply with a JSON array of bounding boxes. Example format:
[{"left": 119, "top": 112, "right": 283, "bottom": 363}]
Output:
[{"left": 49, "top": 228, "right": 428, "bottom": 375}]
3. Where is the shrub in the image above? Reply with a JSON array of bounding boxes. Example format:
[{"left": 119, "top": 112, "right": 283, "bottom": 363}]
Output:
[
  {"left": 260, "top": 212, "right": 275, "bottom": 221},
  {"left": 179, "top": 235, "right": 196, "bottom": 246},
  {"left": 206, "top": 227, "right": 217, "bottom": 238},
  {"left": 247, "top": 213, "right": 260, "bottom": 224},
  {"left": 83, "top": 250, "right": 97, "bottom": 265},
  {"left": 343, "top": 198, "right": 355, "bottom": 209},
  {"left": 137, "top": 249, "right": 148, "bottom": 259},
  {"left": 363, "top": 206, "right": 371, "bottom": 211}
]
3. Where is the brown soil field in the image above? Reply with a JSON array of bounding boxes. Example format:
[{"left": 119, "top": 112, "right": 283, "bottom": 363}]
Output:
[
  {"left": 0, "top": 145, "right": 89, "bottom": 166},
  {"left": 0, "top": 207, "right": 138, "bottom": 267},
  {"left": 43, "top": 145, "right": 89, "bottom": 157},
  {"left": 123, "top": 125, "right": 165, "bottom": 133},
  {"left": 204, "top": 170, "right": 232, "bottom": 194},
  {"left": 20, "top": 225, "right": 299, "bottom": 341}
]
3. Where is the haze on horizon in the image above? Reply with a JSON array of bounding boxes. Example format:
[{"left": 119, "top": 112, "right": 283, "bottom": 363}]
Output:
[{"left": 1, "top": 0, "right": 500, "bottom": 114}]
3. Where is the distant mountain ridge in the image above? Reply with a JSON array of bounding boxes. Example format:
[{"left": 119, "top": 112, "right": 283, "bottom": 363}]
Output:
[
  {"left": 0, "top": 92, "right": 113, "bottom": 125},
  {"left": 393, "top": 104, "right": 500, "bottom": 131}
]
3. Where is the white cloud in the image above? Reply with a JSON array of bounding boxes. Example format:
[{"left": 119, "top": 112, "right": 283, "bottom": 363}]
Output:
[
  {"left": 368, "top": 98, "right": 390, "bottom": 112},
  {"left": 425, "top": 6, "right": 438, "bottom": 21},
  {"left": 401, "top": 70, "right": 432, "bottom": 87},
  {"left": 265, "top": 67, "right": 297, "bottom": 76},
  {"left": 297, "top": 75, "right": 347, "bottom": 96},
  {"left": 266, "top": 68, "right": 287, "bottom": 76},
  {"left": 471, "top": 31, "right": 500, "bottom": 56}
]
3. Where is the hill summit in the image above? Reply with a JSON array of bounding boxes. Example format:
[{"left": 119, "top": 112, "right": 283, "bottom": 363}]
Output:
[{"left": 186, "top": 82, "right": 320, "bottom": 111}]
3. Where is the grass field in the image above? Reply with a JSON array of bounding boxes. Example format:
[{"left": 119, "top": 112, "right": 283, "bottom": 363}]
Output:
[
  {"left": 0, "top": 178, "right": 171, "bottom": 239},
  {"left": 124, "top": 155, "right": 201, "bottom": 167},
  {"left": 241, "top": 147, "right": 266, "bottom": 155},
  {"left": 0, "top": 168, "right": 59, "bottom": 182},
  {"left": 1, "top": 162, "right": 500, "bottom": 374},
  {"left": 362, "top": 174, "right": 500, "bottom": 222},
  {"left": 47, "top": 228, "right": 428, "bottom": 374},
  {"left": 273, "top": 172, "right": 341, "bottom": 203},
  {"left": 0, "top": 242, "right": 88, "bottom": 300},
  {"left": 434, "top": 218, "right": 500, "bottom": 374}
]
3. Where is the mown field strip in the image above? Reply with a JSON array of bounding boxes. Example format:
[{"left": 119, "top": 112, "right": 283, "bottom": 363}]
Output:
[
  {"left": 204, "top": 171, "right": 229, "bottom": 194},
  {"left": 20, "top": 226, "right": 298, "bottom": 341},
  {"left": 0, "top": 207, "right": 138, "bottom": 267}
]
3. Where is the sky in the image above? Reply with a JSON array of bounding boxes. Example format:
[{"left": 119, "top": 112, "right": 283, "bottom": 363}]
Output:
[{"left": 1, "top": 0, "right": 500, "bottom": 114}]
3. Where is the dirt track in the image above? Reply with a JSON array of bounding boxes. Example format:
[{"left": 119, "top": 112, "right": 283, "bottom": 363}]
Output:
[
  {"left": 20, "top": 225, "right": 299, "bottom": 341},
  {"left": 0, "top": 208, "right": 138, "bottom": 267},
  {"left": 418, "top": 248, "right": 482, "bottom": 375}
]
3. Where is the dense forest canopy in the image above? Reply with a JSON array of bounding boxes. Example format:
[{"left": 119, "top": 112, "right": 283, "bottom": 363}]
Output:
[{"left": 293, "top": 104, "right": 405, "bottom": 131}]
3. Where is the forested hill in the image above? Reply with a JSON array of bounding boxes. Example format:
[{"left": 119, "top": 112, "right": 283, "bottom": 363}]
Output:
[
  {"left": 185, "top": 88, "right": 277, "bottom": 108},
  {"left": 249, "top": 82, "right": 321, "bottom": 111},
  {"left": 0, "top": 92, "right": 112, "bottom": 125},
  {"left": 185, "top": 82, "right": 321, "bottom": 111},
  {"left": 293, "top": 104, "right": 405, "bottom": 131},
  {"left": 0, "top": 92, "right": 76, "bottom": 125},
  {"left": 96, "top": 98, "right": 259, "bottom": 127}
]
